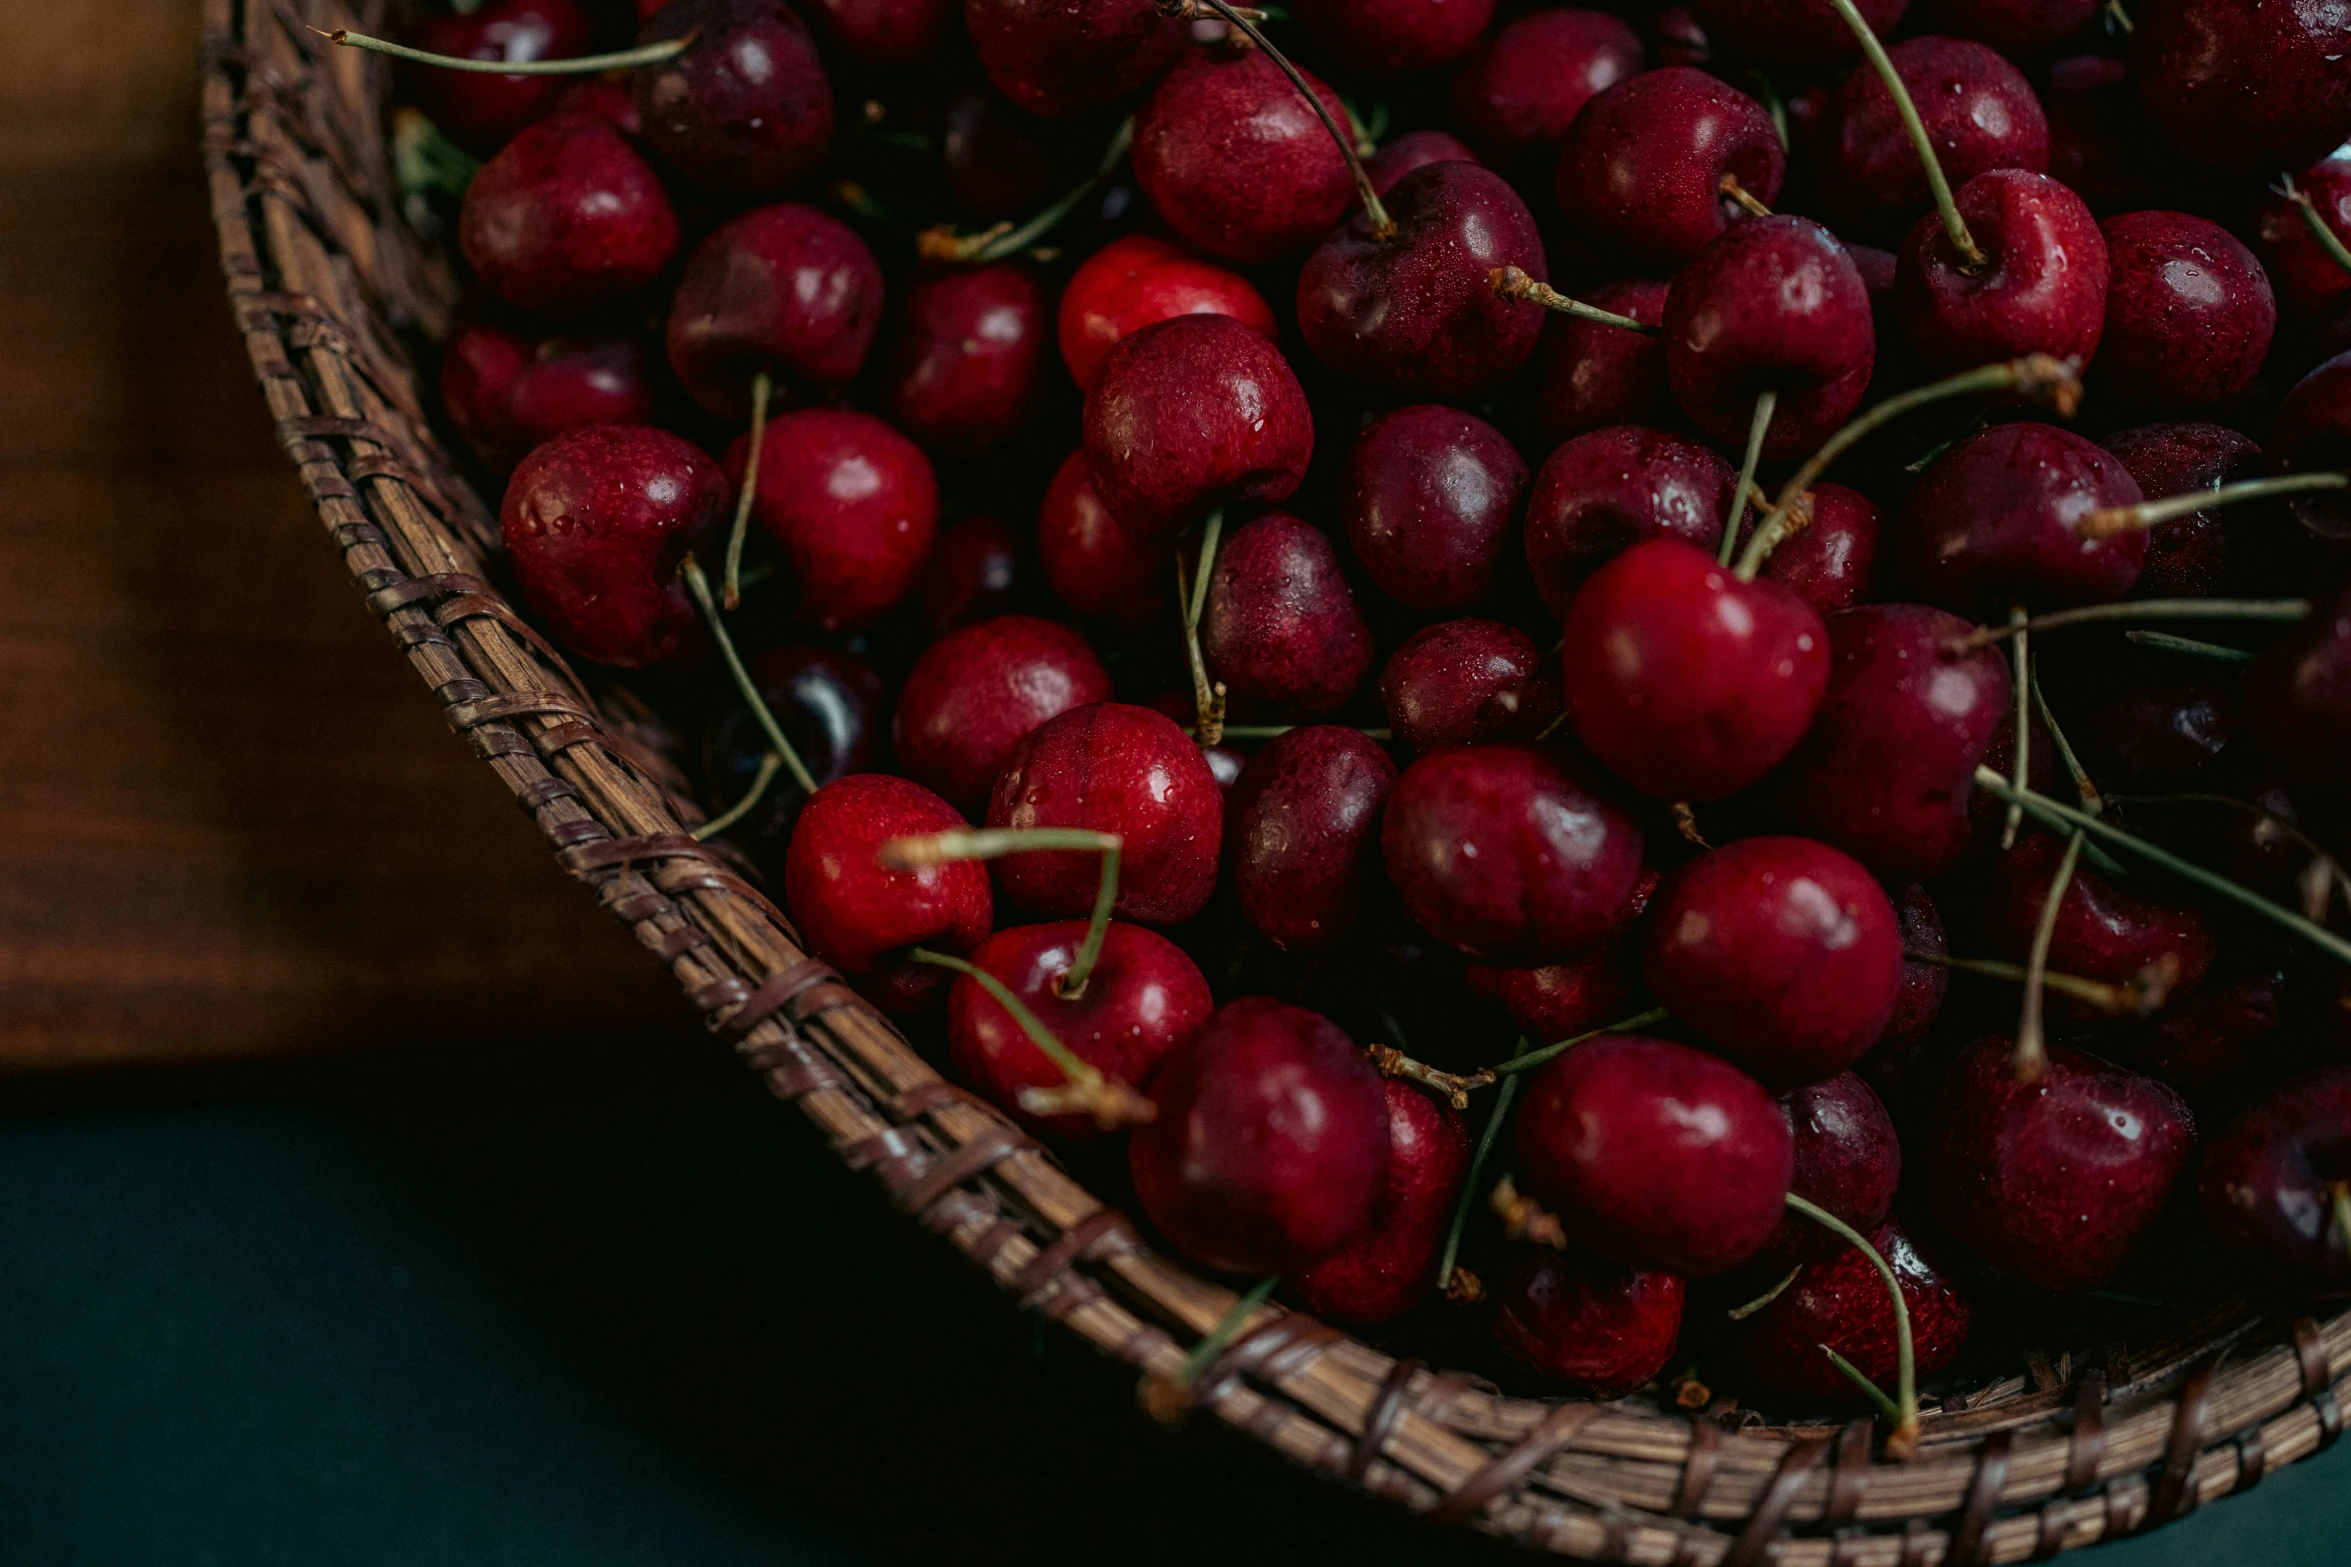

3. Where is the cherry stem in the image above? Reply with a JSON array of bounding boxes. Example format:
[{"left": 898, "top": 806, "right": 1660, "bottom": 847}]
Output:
[
  {"left": 2002, "top": 607, "right": 2029, "bottom": 850},
  {"left": 1734, "top": 355, "right": 2079, "bottom": 580},
  {"left": 2102, "top": 792, "right": 2351, "bottom": 913},
  {"left": 2105, "top": 0, "right": 2133, "bottom": 33},
  {"left": 1139, "top": 1273, "right": 1280, "bottom": 1425},
  {"left": 1487, "top": 1006, "right": 1672, "bottom": 1078},
  {"left": 1365, "top": 1045, "right": 1494, "bottom": 1110},
  {"left": 2124, "top": 629, "right": 2257, "bottom": 664},
  {"left": 1162, "top": 0, "right": 1393, "bottom": 239},
  {"left": 906, "top": 948, "right": 1156, "bottom": 1132},
  {"left": 1488, "top": 1173, "right": 1567, "bottom": 1249},
  {"left": 721, "top": 370, "right": 771, "bottom": 610},
  {"left": 1433, "top": 1071, "right": 1520, "bottom": 1296},
  {"left": 2031, "top": 668, "right": 2103, "bottom": 817},
  {"left": 311, "top": 26, "right": 691, "bottom": 73},
  {"left": 2082, "top": 472, "right": 2348, "bottom": 539},
  {"left": 679, "top": 556, "right": 822, "bottom": 796},
  {"left": 2012, "top": 828, "right": 2086, "bottom": 1083},
  {"left": 919, "top": 115, "right": 1134, "bottom": 264},
  {"left": 2331, "top": 1181, "right": 2351, "bottom": 1258},
  {"left": 882, "top": 828, "right": 1121, "bottom": 998},
  {"left": 1719, "top": 173, "right": 1774, "bottom": 219},
  {"left": 1726, "top": 1264, "right": 1803, "bottom": 1321},
  {"left": 2280, "top": 177, "right": 2351, "bottom": 281},
  {"left": 1951, "top": 597, "right": 2311, "bottom": 652},
  {"left": 1488, "top": 266, "right": 1661, "bottom": 334},
  {"left": 690, "top": 750, "right": 782, "bottom": 842},
  {"left": 1747, "top": 71, "right": 1790, "bottom": 151},
  {"left": 1177, "top": 511, "right": 1228, "bottom": 746},
  {"left": 1722, "top": 390, "right": 1778, "bottom": 566},
  {"left": 1785, "top": 1192, "right": 1918, "bottom": 1458},
  {"left": 1914, "top": 949, "right": 2175, "bottom": 1016},
  {"left": 1822, "top": 0, "right": 1984, "bottom": 271}
]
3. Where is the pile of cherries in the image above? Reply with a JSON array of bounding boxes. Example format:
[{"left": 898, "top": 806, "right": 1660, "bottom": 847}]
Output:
[{"left": 373, "top": 0, "right": 2351, "bottom": 1439}]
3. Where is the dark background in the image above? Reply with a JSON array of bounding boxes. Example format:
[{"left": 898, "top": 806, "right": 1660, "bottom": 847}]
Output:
[{"left": 3, "top": 2, "right": 2347, "bottom": 1561}]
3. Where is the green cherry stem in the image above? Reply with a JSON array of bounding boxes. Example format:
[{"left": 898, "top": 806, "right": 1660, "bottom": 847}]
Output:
[
  {"left": 1909, "top": 949, "right": 2169, "bottom": 1015},
  {"left": 680, "top": 556, "right": 822, "bottom": 797},
  {"left": 917, "top": 115, "right": 1135, "bottom": 264},
  {"left": 2079, "top": 472, "right": 2348, "bottom": 539},
  {"left": 1726, "top": 1264, "right": 1803, "bottom": 1321},
  {"left": 1138, "top": 1273, "right": 1282, "bottom": 1425},
  {"left": 2031, "top": 667, "right": 2103, "bottom": 817},
  {"left": 312, "top": 25, "right": 692, "bottom": 73},
  {"left": 1785, "top": 1192, "right": 1918, "bottom": 1458},
  {"left": 906, "top": 948, "right": 1155, "bottom": 1130},
  {"left": 1823, "top": 1346, "right": 1904, "bottom": 1423},
  {"left": 690, "top": 751, "right": 782, "bottom": 842},
  {"left": 884, "top": 828, "right": 1122, "bottom": 997},
  {"left": 1823, "top": 0, "right": 1984, "bottom": 271},
  {"left": 2012, "top": 829, "right": 2087, "bottom": 1083},
  {"left": 2280, "top": 177, "right": 2351, "bottom": 282},
  {"left": 1722, "top": 389, "right": 1778, "bottom": 567},
  {"left": 721, "top": 369, "right": 772, "bottom": 609},
  {"left": 1488, "top": 266, "right": 1662, "bottom": 334},
  {"left": 1433, "top": 1071, "right": 1521, "bottom": 1297},
  {"left": 1177, "top": 510, "right": 1229, "bottom": 745},
  {"left": 1952, "top": 597, "right": 2311, "bottom": 652},
  {"left": 2002, "top": 607, "right": 2030, "bottom": 850},
  {"left": 1487, "top": 1006, "right": 1672, "bottom": 1078},
  {"left": 2123, "top": 629, "right": 2259, "bottom": 664}
]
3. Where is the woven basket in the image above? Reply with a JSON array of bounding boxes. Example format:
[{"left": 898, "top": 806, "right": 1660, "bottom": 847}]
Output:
[{"left": 198, "top": 2, "right": 2351, "bottom": 1557}]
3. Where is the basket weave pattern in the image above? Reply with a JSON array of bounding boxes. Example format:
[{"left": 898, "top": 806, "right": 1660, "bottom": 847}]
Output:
[{"left": 199, "top": 2, "right": 2351, "bottom": 1557}]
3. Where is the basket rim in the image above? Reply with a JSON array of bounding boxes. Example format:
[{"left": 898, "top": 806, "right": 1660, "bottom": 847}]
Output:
[{"left": 197, "top": 3, "right": 2351, "bottom": 1560}]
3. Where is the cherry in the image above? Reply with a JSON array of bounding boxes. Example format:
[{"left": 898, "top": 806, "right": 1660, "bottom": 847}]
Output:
[
  {"left": 1380, "top": 742, "right": 1645, "bottom": 963},
  {"left": 2253, "top": 150, "right": 2351, "bottom": 327},
  {"left": 1975, "top": 832, "right": 2217, "bottom": 1036},
  {"left": 1293, "top": 1082, "right": 1471, "bottom": 1324},
  {"left": 964, "top": 0, "right": 1186, "bottom": 122},
  {"left": 2267, "top": 350, "right": 2351, "bottom": 542},
  {"left": 1364, "top": 129, "right": 1477, "bottom": 195},
  {"left": 1750, "top": 1073, "right": 1902, "bottom": 1274},
  {"left": 1895, "top": 421, "right": 2144, "bottom": 614},
  {"left": 457, "top": 115, "right": 678, "bottom": 317},
  {"left": 2101, "top": 422, "right": 2262, "bottom": 599},
  {"left": 2119, "top": 967, "right": 2285, "bottom": 1104},
  {"left": 1561, "top": 539, "right": 1831, "bottom": 803},
  {"left": 797, "top": 0, "right": 957, "bottom": 68},
  {"left": 1882, "top": 883, "right": 1950, "bottom": 1050},
  {"left": 665, "top": 203, "right": 884, "bottom": 419},
  {"left": 2071, "top": 673, "right": 2236, "bottom": 794},
  {"left": 404, "top": 0, "right": 597, "bottom": 154},
  {"left": 2200, "top": 1067, "right": 2351, "bottom": 1285},
  {"left": 1517, "top": 1034, "right": 1793, "bottom": 1276},
  {"left": 702, "top": 643, "right": 883, "bottom": 855},
  {"left": 946, "top": 919, "right": 1213, "bottom": 1144},
  {"left": 724, "top": 409, "right": 938, "bottom": 634},
  {"left": 1128, "top": 997, "right": 1390, "bottom": 1274},
  {"left": 783, "top": 773, "right": 993, "bottom": 1014},
  {"left": 1688, "top": 0, "right": 1902, "bottom": 68},
  {"left": 1735, "top": 1221, "right": 1972, "bottom": 1403},
  {"left": 1643, "top": 838, "right": 1901, "bottom": 1086},
  {"left": 986, "top": 702, "right": 1223, "bottom": 925},
  {"left": 941, "top": 91, "right": 1066, "bottom": 224},
  {"left": 1296, "top": 0, "right": 1493, "bottom": 78},
  {"left": 1442, "top": 8, "right": 1644, "bottom": 179},
  {"left": 877, "top": 263, "right": 1049, "bottom": 460},
  {"left": 2129, "top": 0, "right": 2351, "bottom": 182},
  {"left": 892, "top": 615, "right": 1113, "bottom": 818},
  {"left": 1037, "top": 448, "right": 1169, "bottom": 630},
  {"left": 548, "top": 79, "right": 641, "bottom": 136},
  {"left": 1891, "top": 170, "right": 2108, "bottom": 375},
  {"left": 1644, "top": 5, "right": 1709, "bottom": 66},
  {"left": 1770, "top": 602, "right": 2012, "bottom": 882},
  {"left": 1815, "top": 37, "right": 2048, "bottom": 244},
  {"left": 1081, "top": 313, "right": 1312, "bottom": 540},
  {"left": 1927, "top": 1036, "right": 2195, "bottom": 1291},
  {"left": 2245, "top": 577, "right": 2351, "bottom": 804},
  {"left": 1223, "top": 726, "right": 1396, "bottom": 954},
  {"left": 2093, "top": 212, "right": 2276, "bottom": 417},
  {"left": 1464, "top": 867, "right": 1655, "bottom": 1045},
  {"left": 1919, "top": 0, "right": 2094, "bottom": 57},
  {"left": 1378, "top": 619, "right": 1560, "bottom": 754},
  {"left": 634, "top": 0, "right": 833, "bottom": 197},
  {"left": 1757, "top": 483, "right": 1883, "bottom": 615},
  {"left": 438, "top": 311, "right": 655, "bottom": 473},
  {"left": 1133, "top": 47, "right": 1352, "bottom": 266},
  {"left": 1201, "top": 512, "right": 1374, "bottom": 722},
  {"left": 1056, "top": 235, "right": 1277, "bottom": 397},
  {"left": 1489, "top": 1246, "right": 1685, "bottom": 1397},
  {"left": 2042, "top": 54, "right": 2169, "bottom": 218},
  {"left": 1341, "top": 405, "right": 1529, "bottom": 613},
  {"left": 1523, "top": 426, "right": 1735, "bottom": 622},
  {"left": 1553, "top": 67, "right": 1784, "bottom": 272},
  {"left": 914, "top": 513, "right": 1024, "bottom": 640},
  {"left": 499, "top": 424, "right": 726, "bottom": 670},
  {"left": 1530, "top": 280, "right": 1669, "bottom": 450}
]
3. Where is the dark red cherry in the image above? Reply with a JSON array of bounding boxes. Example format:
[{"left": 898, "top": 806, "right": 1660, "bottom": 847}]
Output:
[
  {"left": 879, "top": 263, "right": 1049, "bottom": 459},
  {"left": 1036, "top": 448, "right": 1169, "bottom": 630},
  {"left": 797, "top": 0, "right": 957, "bottom": 67},
  {"left": 1561, "top": 538, "right": 1830, "bottom": 802},
  {"left": 1758, "top": 483, "right": 1883, "bottom": 615},
  {"left": 666, "top": 203, "right": 884, "bottom": 419},
  {"left": 914, "top": 513, "right": 1023, "bottom": 640},
  {"left": 1892, "top": 170, "right": 2108, "bottom": 375},
  {"left": 1297, "top": 161, "right": 1550, "bottom": 402},
  {"left": 2253, "top": 150, "right": 2351, "bottom": 327},
  {"left": 1057, "top": 234, "right": 1277, "bottom": 396},
  {"left": 1975, "top": 832, "right": 2217, "bottom": 1036},
  {"left": 940, "top": 90, "right": 1066, "bottom": 223},
  {"left": 1815, "top": 36, "right": 2048, "bottom": 244},
  {"left": 1553, "top": 67, "right": 1784, "bottom": 272},
  {"left": 458, "top": 116, "right": 678, "bottom": 317},
  {"left": 1133, "top": 48, "right": 1351, "bottom": 266},
  {"left": 1490, "top": 1246, "right": 1684, "bottom": 1396},
  {"left": 1202, "top": 512, "right": 1375, "bottom": 722},
  {"left": 1518, "top": 1034, "right": 1793, "bottom": 1276},
  {"left": 1081, "top": 313, "right": 1312, "bottom": 540},
  {"left": 1919, "top": 0, "right": 2094, "bottom": 56},
  {"left": 2268, "top": 350, "right": 2351, "bottom": 542},
  {"left": 634, "top": 0, "right": 833, "bottom": 196},
  {"left": 2200, "top": 1067, "right": 2351, "bottom": 1285},
  {"left": 1294, "top": 1082, "right": 1469, "bottom": 1324},
  {"left": 2042, "top": 54, "right": 2169, "bottom": 217},
  {"left": 1443, "top": 8, "right": 1644, "bottom": 179},
  {"left": 2094, "top": 212, "right": 2275, "bottom": 416},
  {"left": 783, "top": 773, "right": 993, "bottom": 1014},
  {"left": 701, "top": 643, "right": 883, "bottom": 854},
  {"left": 1296, "top": 0, "right": 1492, "bottom": 77},
  {"left": 964, "top": 0, "right": 1186, "bottom": 122},
  {"left": 1225, "top": 726, "right": 1396, "bottom": 953},
  {"left": 2119, "top": 967, "right": 2285, "bottom": 1104},
  {"left": 404, "top": 0, "right": 597, "bottom": 154},
  {"left": 2129, "top": 0, "right": 2351, "bottom": 182},
  {"left": 1523, "top": 425, "right": 1734, "bottom": 621},
  {"left": 986, "top": 702, "right": 1223, "bottom": 925},
  {"left": 1896, "top": 421, "right": 2144, "bottom": 614},
  {"left": 1128, "top": 997, "right": 1390, "bottom": 1274},
  {"left": 1927, "top": 1036, "right": 2195, "bottom": 1291},
  {"left": 2071, "top": 673, "right": 2236, "bottom": 794},
  {"left": 499, "top": 424, "right": 725, "bottom": 671},
  {"left": 439, "top": 312, "right": 655, "bottom": 473},
  {"left": 1882, "top": 882, "right": 1950, "bottom": 1050},
  {"left": 1381, "top": 743, "right": 1645, "bottom": 963},
  {"left": 1363, "top": 129, "right": 1478, "bottom": 195},
  {"left": 1378, "top": 619, "right": 1560, "bottom": 754},
  {"left": 1531, "top": 279, "right": 1669, "bottom": 450},
  {"left": 2245, "top": 577, "right": 2351, "bottom": 804},
  {"left": 2101, "top": 422, "right": 2261, "bottom": 599},
  {"left": 1688, "top": 0, "right": 1902, "bottom": 68},
  {"left": 1750, "top": 1073, "right": 1902, "bottom": 1274},
  {"left": 892, "top": 615, "right": 1113, "bottom": 818},
  {"left": 1770, "top": 602, "right": 2012, "bottom": 881},
  {"left": 1736, "top": 1221, "right": 1972, "bottom": 1402},
  {"left": 548, "top": 78, "right": 642, "bottom": 137},
  {"left": 1464, "top": 868, "right": 1655, "bottom": 1044},
  {"left": 725, "top": 409, "right": 937, "bottom": 634},
  {"left": 946, "top": 919, "right": 1212, "bottom": 1144},
  {"left": 1341, "top": 404, "right": 1529, "bottom": 613}
]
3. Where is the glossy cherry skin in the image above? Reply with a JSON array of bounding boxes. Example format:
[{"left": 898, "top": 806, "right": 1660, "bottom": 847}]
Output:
[
  {"left": 798, "top": 0, "right": 957, "bottom": 67},
  {"left": 892, "top": 615, "right": 1113, "bottom": 818},
  {"left": 1490, "top": 1246, "right": 1684, "bottom": 1396},
  {"left": 1056, "top": 235, "right": 1276, "bottom": 397},
  {"left": 1896, "top": 422, "right": 2144, "bottom": 614},
  {"left": 2093, "top": 212, "right": 2275, "bottom": 417},
  {"left": 725, "top": 409, "right": 937, "bottom": 634},
  {"left": 404, "top": 0, "right": 597, "bottom": 154},
  {"left": 1770, "top": 603, "right": 2012, "bottom": 882},
  {"left": 1927, "top": 1036, "right": 2195, "bottom": 1291},
  {"left": 2200, "top": 1067, "right": 2351, "bottom": 1285},
  {"left": 1736, "top": 1221, "right": 1972, "bottom": 1403},
  {"left": 1081, "top": 313, "right": 1312, "bottom": 540},
  {"left": 1688, "top": 0, "right": 1902, "bottom": 67},
  {"left": 914, "top": 513, "right": 1023, "bottom": 640},
  {"left": 1036, "top": 448, "right": 1168, "bottom": 630},
  {"left": 665, "top": 204, "right": 884, "bottom": 418},
  {"left": 964, "top": 0, "right": 1186, "bottom": 122},
  {"left": 986, "top": 702, "right": 1223, "bottom": 926},
  {"left": 702, "top": 643, "right": 884, "bottom": 856},
  {"left": 1133, "top": 48, "right": 1351, "bottom": 266},
  {"left": 1381, "top": 743, "right": 1645, "bottom": 964},
  {"left": 1976, "top": 832, "right": 2217, "bottom": 1034},
  {"left": 457, "top": 116, "right": 678, "bottom": 317},
  {"left": 782, "top": 773, "right": 993, "bottom": 1015},
  {"left": 1759, "top": 483, "right": 1883, "bottom": 615},
  {"left": 1296, "top": 0, "right": 1491, "bottom": 77},
  {"left": 1129, "top": 997, "right": 1390, "bottom": 1275},
  {"left": 1531, "top": 280, "right": 1669, "bottom": 450},
  {"left": 2253, "top": 150, "right": 2351, "bottom": 327},
  {"left": 634, "top": 0, "right": 832, "bottom": 197},
  {"left": 1224, "top": 727, "right": 1396, "bottom": 954},
  {"left": 1523, "top": 426, "right": 1734, "bottom": 621},
  {"left": 1518, "top": 1034, "right": 1793, "bottom": 1276},
  {"left": 1892, "top": 170, "right": 2108, "bottom": 376},
  {"left": 439, "top": 313, "right": 655, "bottom": 473},
  {"left": 1816, "top": 37, "right": 2047, "bottom": 244},
  {"left": 946, "top": 919, "right": 1212, "bottom": 1145},
  {"left": 1364, "top": 129, "right": 1477, "bottom": 194},
  {"left": 2129, "top": 0, "right": 2351, "bottom": 182},
  {"left": 2101, "top": 422, "right": 2260, "bottom": 598},
  {"left": 1562, "top": 539, "right": 1830, "bottom": 803},
  {"left": 2268, "top": 350, "right": 2351, "bottom": 543},
  {"left": 1443, "top": 8, "right": 1643, "bottom": 178},
  {"left": 1341, "top": 405, "right": 1528, "bottom": 613},
  {"left": 878, "top": 263, "right": 1049, "bottom": 459},
  {"left": 1553, "top": 68, "right": 1784, "bottom": 272},
  {"left": 1749, "top": 1073, "right": 1902, "bottom": 1274},
  {"left": 499, "top": 425, "right": 726, "bottom": 671},
  {"left": 1297, "top": 161, "right": 1550, "bottom": 402},
  {"left": 2245, "top": 578, "right": 2351, "bottom": 805},
  {"left": 1465, "top": 868, "right": 1655, "bottom": 1045},
  {"left": 1378, "top": 619, "right": 1559, "bottom": 754},
  {"left": 1200, "top": 516, "right": 1371, "bottom": 721},
  {"left": 1882, "top": 883, "right": 1949, "bottom": 1050},
  {"left": 1294, "top": 1083, "right": 1468, "bottom": 1324}
]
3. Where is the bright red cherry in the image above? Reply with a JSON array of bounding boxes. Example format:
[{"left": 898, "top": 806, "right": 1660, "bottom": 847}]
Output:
[
  {"left": 1133, "top": 47, "right": 1352, "bottom": 265},
  {"left": 1443, "top": 8, "right": 1643, "bottom": 179},
  {"left": 1364, "top": 129, "right": 1477, "bottom": 194},
  {"left": 1749, "top": 1072, "right": 1902, "bottom": 1274},
  {"left": 879, "top": 263, "right": 1049, "bottom": 459},
  {"left": 1378, "top": 619, "right": 1560, "bottom": 755},
  {"left": 1489, "top": 1246, "right": 1685, "bottom": 1397},
  {"left": 1815, "top": 36, "right": 2048, "bottom": 244},
  {"left": 1225, "top": 726, "right": 1397, "bottom": 953},
  {"left": 1758, "top": 483, "right": 1883, "bottom": 615},
  {"left": 798, "top": 0, "right": 957, "bottom": 67},
  {"left": 1689, "top": 0, "right": 1901, "bottom": 67},
  {"left": 1896, "top": 421, "right": 2144, "bottom": 614},
  {"left": 892, "top": 616, "right": 1113, "bottom": 818},
  {"left": 1893, "top": 170, "right": 2109, "bottom": 375},
  {"left": 458, "top": 115, "right": 678, "bottom": 317},
  {"left": 783, "top": 773, "right": 993, "bottom": 1014},
  {"left": 964, "top": 0, "right": 1186, "bottom": 121},
  {"left": 1553, "top": 67, "right": 1784, "bottom": 272},
  {"left": 1293, "top": 1082, "right": 1469, "bottom": 1324},
  {"left": 1056, "top": 235, "right": 1276, "bottom": 396},
  {"left": 1735, "top": 1220, "right": 1972, "bottom": 1402},
  {"left": 634, "top": 0, "right": 833, "bottom": 196},
  {"left": 2093, "top": 211, "right": 2275, "bottom": 416},
  {"left": 1341, "top": 405, "right": 1528, "bottom": 613},
  {"left": 2200, "top": 1068, "right": 2351, "bottom": 1286},
  {"left": 666, "top": 203, "right": 884, "bottom": 419},
  {"left": 1036, "top": 448, "right": 1169, "bottom": 630},
  {"left": 1296, "top": 0, "right": 1494, "bottom": 77},
  {"left": 1522, "top": 425, "right": 1735, "bottom": 622},
  {"left": 914, "top": 513, "right": 1023, "bottom": 640},
  {"left": 2129, "top": 0, "right": 2351, "bottom": 182},
  {"left": 725, "top": 409, "right": 937, "bottom": 634},
  {"left": 1530, "top": 280, "right": 1669, "bottom": 450},
  {"left": 438, "top": 312, "right": 655, "bottom": 473},
  {"left": 404, "top": 0, "right": 597, "bottom": 153},
  {"left": 1201, "top": 512, "right": 1375, "bottom": 722}
]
